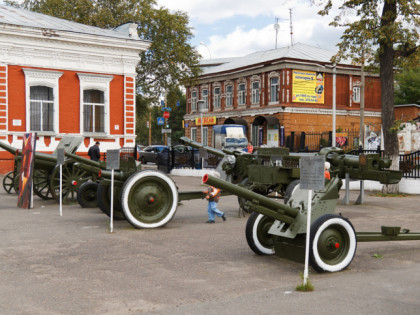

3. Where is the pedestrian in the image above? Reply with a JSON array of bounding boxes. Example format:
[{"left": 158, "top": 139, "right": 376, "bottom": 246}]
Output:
[
  {"left": 203, "top": 172, "right": 226, "bottom": 223},
  {"left": 324, "top": 161, "right": 331, "bottom": 180},
  {"left": 247, "top": 142, "right": 253, "bottom": 154},
  {"left": 88, "top": 141, "right": 101, "bottom": 161}
]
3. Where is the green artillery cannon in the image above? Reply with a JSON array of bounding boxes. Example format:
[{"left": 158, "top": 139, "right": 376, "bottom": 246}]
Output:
[
  {"left": 203, "top": 164, "right": 419, "bottom": 273},
  {"left": 67, "top": 149, "right": 230, "bottom": 229},
  {"left": 180, "top": 137, "right": 402, "bottom": 205},
  {"left": 1, "top": 137, "right": 87, "bottom": 202},
  {"left": 65, "top": 149, "right": 141, "bottom": 218}
]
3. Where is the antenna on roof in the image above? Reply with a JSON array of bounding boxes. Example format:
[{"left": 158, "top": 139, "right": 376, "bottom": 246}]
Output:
[
  {"left": 274, "top": 18, "right": 280, "bottom": 49},
  {"left": 289, "top": 9, "right": 294, "bottom": 46}
]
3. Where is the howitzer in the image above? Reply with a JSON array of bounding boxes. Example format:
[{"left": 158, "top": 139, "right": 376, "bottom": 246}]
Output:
[
  {"left": 204, "top": 172, "right": 420, "bottom": 273},
  {"left": 1, "top": 137, "right": 87, "bottom": 202}
]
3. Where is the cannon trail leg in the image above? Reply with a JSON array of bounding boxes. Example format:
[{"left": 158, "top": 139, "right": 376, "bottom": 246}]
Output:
[
  {"left": 120, "top": 170, "right": 178, "bottom": 229},
  {"left": 309, "top": 214, "right": 357, "bottom": 273},
  {"left": 245, "top": 212, "right": 275, "bottom": 255}
]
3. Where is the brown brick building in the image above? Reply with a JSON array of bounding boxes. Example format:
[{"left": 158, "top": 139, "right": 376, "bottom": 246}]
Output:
[{"left": 184, "top": 43, "right": 382, "bottom": 150}]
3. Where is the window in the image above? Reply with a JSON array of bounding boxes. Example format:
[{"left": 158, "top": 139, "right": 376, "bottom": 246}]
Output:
[
  {"left": 251, "top": 81, "right": 260, "bottom": 104},
  {"left": 23, "top": 69, "right": 62, "bottom": 134},
  {"left": 78, "top": 73, "right": 113, "bottom": 135},
  {"left": 201, "top": 89, "right": 208, "bottom": 111},
  {"left": 29, "top": 86, "right": 54, "bottom": 131},
  {"left": 191, "top": 127, "right": 197, "bottom": 141},
  {"left": 353, "top": 87, "right": 361, "bottom": 103},
  {"left": 191, "top": 90, "right": 197, "bottom": 111},
  {"left": 226, "top": 85, "right": 233, "bottom": 107},
  {"left": 270, "top": 77, "right": 279, "bottom": 103},
  {"left": 202, "top": 127, "right": 208, "bottom": 145},
  {"left": 213, "top": 87, "right": 221, "bottom": 108},
  {"left": 238, "top": 83, "right": 246, "bottom": 105},
  {"left": 83, "top": 89, "right": 105, "bottom": 133}
]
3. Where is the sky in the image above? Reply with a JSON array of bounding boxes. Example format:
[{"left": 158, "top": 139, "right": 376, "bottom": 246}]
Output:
[{"left": 156, "top": 0, "right": 345, "bottom": 59}]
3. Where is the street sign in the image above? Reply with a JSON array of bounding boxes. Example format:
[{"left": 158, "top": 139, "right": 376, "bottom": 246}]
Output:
[
  {"left": 160, "top": 107, "right": 171, "bottom": 112},
  {"left": 160, "top": 100, "right": 165, "bottom": 106},
  {"left": 163, "top": 111, "right": 170, "bottom": 119},
  {"left": 176, "top": 100, "right": 180, "bottom": 107},
  {"left": 157, "top": 117, "right": 164, "bottom": 125},
  {"left": 162, "top": 129, "right": 171, "bottom": 133}
]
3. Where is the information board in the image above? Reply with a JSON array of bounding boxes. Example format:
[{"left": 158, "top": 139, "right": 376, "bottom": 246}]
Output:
[
  {"left": 56, "top": 148, "right": 65, "bottom": 165},
  {"left": 300, "top": 155, "right": 325, "bottom": 190},
  {"left": 106, "top": 149, "right": 120, "bottom": 170}
]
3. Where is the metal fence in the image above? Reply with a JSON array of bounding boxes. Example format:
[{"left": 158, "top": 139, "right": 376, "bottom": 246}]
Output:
[{"left": 287, "top": 129, "right": 360, "bottom": 153}]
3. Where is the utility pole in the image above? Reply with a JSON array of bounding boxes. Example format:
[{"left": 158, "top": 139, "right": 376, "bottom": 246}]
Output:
[
  {"left": 360, "top": 49, "right": 366, "bottom": 148},
  {"left": 289, "top": 9, "right": 294, "bottom": 46},
  {"left": 274, "top": 18, "right": 280, "bottom": 49},
  {"left": 148, "top": 105, "right": 151, "bottom": 146}
]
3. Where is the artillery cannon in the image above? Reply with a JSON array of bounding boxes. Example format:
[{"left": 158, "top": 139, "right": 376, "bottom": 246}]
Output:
[
  {"left": 1, "top": 137, "right": 87, "bottom": 202},
  {"left": 180, "top": 137, "right": 402, "bottom": 205},
  {"left": 203, "top": 160, "right": 419, "bottom": 273}
]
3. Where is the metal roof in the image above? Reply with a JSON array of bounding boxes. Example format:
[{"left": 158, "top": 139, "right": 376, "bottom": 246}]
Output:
[
  {"left": 0, "top": 4, "right": 142, "bottom": 41},
  {"left": 202, "top": 43, "right": 352, "bottom": 75}
]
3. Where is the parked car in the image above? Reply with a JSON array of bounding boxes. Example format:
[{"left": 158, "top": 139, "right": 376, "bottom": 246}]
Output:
[
  {"left": 136, "top": 144, "right": 145, "bottom": 160},
  {"left": 138, "top": 145, "right": 168, "bottom": 164}
]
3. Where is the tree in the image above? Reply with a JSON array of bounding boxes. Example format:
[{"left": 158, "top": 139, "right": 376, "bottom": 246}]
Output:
[
  {"left": 395, "top": 67, "right": 420, "bottom": 105},
  {"left": 315, "top": 0, "right": 420, "bottom": 193}
]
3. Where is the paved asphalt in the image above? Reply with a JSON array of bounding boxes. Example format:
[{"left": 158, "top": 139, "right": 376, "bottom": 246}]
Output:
[{"left": 1, "top": 174, "right": 420, "bottom": 314}]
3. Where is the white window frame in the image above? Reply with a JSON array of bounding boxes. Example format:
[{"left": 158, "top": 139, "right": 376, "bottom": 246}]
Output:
[
  {"left": 191, "top": 90, "right": 198, "bottom": 112},
  {"left": 201, "top": 89, "right": 209, "bottom": 111},
  {"left": 270, "top": 77, "right": 279, "bottom": 104},
  {"left": 353, "top": 87, "right": 361, "bottom": 103},
  {"left": 238, "top": 83, "right": 246, "bottom": 106},
  {"left": 226, "top": 85, "right": 233, "bottom": 107},
  {"left": 213, "top": 87, "right": 221, "bottom": 108},
  {"left": 78, "top": 73, "right": 113, "bottom": 136},
  {"left": 191, "top": 127, "right": 197, "bottom": 141},
  {"left": 23, "top": 69, "right": 63, "bottom": 134},
  {"left": 251, "top": 81, "right": 260, "bottom": 104}
]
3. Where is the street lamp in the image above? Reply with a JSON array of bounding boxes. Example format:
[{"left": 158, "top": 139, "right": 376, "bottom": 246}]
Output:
[{"left": 199, "top": 41, "right": 212, "bottom": 60}]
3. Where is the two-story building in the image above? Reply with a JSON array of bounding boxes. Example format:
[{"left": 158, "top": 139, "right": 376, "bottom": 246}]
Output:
[
  {"left": 184, "top": 43, "right": 382, "bottom": 150},
  {"left": 0, "top": 5, "right": 150, "bottom": 173}
]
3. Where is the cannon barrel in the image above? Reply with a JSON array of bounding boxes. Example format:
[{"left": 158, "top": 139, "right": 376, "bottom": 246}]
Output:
[
  {"left": 0, "top": 140, "right": 59, "bottom": 162},
  {"left": 180, "top": 136, "right": 226, "bottom": 157},
  {"left": 99, "top": 169, "right": 133, "bottom": 181},
  {"left": 65, "top": 151, "right": 106, "bottom": 169},
  {"left": 203, "top": 174, "right": 299, "bottom": 219}
]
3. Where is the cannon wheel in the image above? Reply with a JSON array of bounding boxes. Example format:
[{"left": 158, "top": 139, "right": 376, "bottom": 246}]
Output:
[
  {"left": 33, "top": 169, "right": 54, "bottom": 200},
  {"left": 310, "top": 214, "right": 357, "bottom": 273},
  {"left": 120, "top": 170, "right": 178, "bottom": 229},
  {"left": 284, "top": 179, "right": 300, "bottom": 203},
  {"left": 245, "top": 212, "right": 275, "bottom": 255},
  {"left": 49, "top": 162, "right": 91, "bottom": 203},
  {"left": 97, "top": 181, "right": 126, "bottom": 220},
  {"left": 77, "top": 181, "right": 99, "bottom": 208},
  {"left": 3, "top": 171, "right": 17, "bottom": 194}
]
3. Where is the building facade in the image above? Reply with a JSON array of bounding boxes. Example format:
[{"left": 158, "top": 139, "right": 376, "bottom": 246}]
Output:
[
  {"left": 184, "top": 43, "right": 382, "bottom": 150},
  {"left": 0, "top": 5, "right": 149, "bottom": 173}
]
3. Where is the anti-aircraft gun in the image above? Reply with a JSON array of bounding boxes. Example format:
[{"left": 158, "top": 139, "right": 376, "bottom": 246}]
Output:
[{"left": 203, "top": 158, "right": 419, "bottom": 273}]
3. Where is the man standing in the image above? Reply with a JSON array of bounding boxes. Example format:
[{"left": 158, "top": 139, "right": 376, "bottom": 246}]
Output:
[{"left": 88, "top": 141, "right": 100, "bottom": 161}]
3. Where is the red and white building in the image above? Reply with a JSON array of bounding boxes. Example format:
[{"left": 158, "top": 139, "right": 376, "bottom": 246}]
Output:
[{"left": 0, "top": 5, "right": 150, "bottom": 173}]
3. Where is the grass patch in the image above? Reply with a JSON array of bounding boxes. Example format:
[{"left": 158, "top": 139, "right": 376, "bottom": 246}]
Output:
[
  {"left": 296, "top": 272, "right": 315, "bottom": 292},
  {"left": 372, "top": 253, "right": 383, "bottom": 258}
]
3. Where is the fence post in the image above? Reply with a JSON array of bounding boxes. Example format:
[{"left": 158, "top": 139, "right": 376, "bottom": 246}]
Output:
[
  {"left": 328, "top": 131, "right": 332, "bottom": 147},
  {"left": 300, "top": 132, "right": 306, "bottom": 152},
  {"left": 290, "top": 132, "right": 295, "bottom": 152}
]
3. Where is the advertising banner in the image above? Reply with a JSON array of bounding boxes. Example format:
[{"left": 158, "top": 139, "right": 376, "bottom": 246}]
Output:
[
  {"left": 17, "top": 133, "right": 37, "bottom": 209},
  {"left": 292, "top": 70, "right": 324, "bottom": 104},
  {"left": 195, "top": 116, "right": 217, "bottom": 126}
]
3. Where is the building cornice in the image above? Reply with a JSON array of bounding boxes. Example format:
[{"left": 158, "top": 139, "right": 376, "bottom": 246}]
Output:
[{"left": 184, "top": 106, "right": 382, "bottom": 120}]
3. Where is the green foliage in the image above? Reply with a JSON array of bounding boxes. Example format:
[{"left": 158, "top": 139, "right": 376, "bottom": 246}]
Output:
[
  {"left": 296, "top": 272, "right": 314, "bottom": 292},
  {"left": 395, "top": 67, "right": 420, "bottom": 105},
  {"left": 372, "top": 254, "right": 383, "bottom": 258},
  {"left": 313, "top": 0, "right": 420, "bottom": 158}
]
